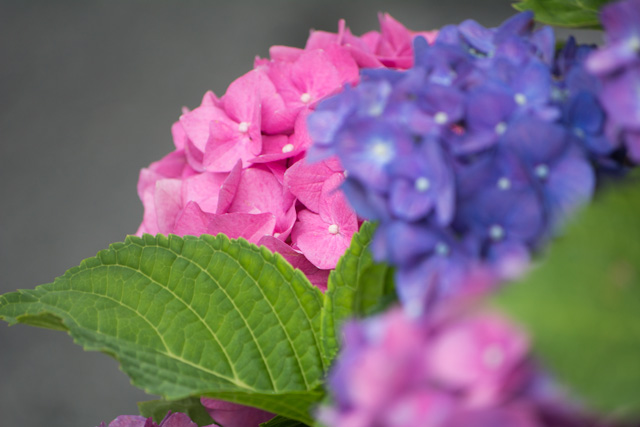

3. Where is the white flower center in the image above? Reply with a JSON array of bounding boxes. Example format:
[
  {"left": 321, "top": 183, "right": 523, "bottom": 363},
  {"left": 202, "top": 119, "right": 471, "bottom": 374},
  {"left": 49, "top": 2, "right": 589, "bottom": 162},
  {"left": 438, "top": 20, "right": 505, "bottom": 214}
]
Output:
[
  {"left": 629, "top": 35, "right": 640, "bottom": 53},
  {"left": 497, "top": 177, "right": 511, "bottom": 190},
  {"left": 495, "top": 122, "right": 507, "bottom": 135},
  {"left": 281, "top": 143, "right": 294, "bottom": 153},
  {"left": 300, "top": 92, "right": 312, "bottom": 104},
  {"left": 514, "top": 93, "right": 527, "bottom": 106},
  {"left": 414, "top": 176, "right": 431, "bottom": 192},
  {"left": 434, "top": 112, "right": 448, "bottom": 125},
  {"left": 489, "top": 224, "right": 505, "bottom": 241},
  {"left": 535, "top": 164, "right": 549, "bottom": 179},
  {"left": 573, "top": 127, "right": 585, "bottom": 139},
  {"left": 371, "top": 140, "right": 394, "bottom": 163},
  {"left": 328, "top": 224, "right": 339, "bottom": 235},
  {"left": 482, "top": 345, "right": 504, "bottom": 369},
  {"left": 343, "top": 170, "right": 349, "bottom": 178},
  {"left": 435, "top": 242, "right": 449, "bottom": 256},
  {"left": 238, "top": 122, "right": 250, "bottom": 133}
]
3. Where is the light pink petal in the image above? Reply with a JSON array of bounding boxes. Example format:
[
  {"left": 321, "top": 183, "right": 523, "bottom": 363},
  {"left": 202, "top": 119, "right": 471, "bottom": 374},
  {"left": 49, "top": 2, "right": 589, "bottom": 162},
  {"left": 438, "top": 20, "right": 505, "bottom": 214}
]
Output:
[
  {"left": 249, "top": 134, "right": 295, "bottom": 163},
  {"left": 108, "top": 415, "right": 148, "bottom": 427},
  {"left": 290, "top": 49, "right": 346, "bottom": 105},
  {"left": 216, "top": 159, "right": 243, "bottom": 213},
  {"left": 228, "top": 166, "right": 295, "bottom": 237},
  {"left": 173, "top": 201, "right": 210, "bottom": 236},
  {"left": 268, "top": 45, "right": 303, "bottom": 63},
  {"left": 284, "top": 156, "right": 344, "bottom": 212},
  {"left": 171, "top": 121, "right": 188, "bottom": 150},
  {"left": 382, "top": 390, "right": 455, "bottom": 427},
  {"left": 318, "top": 174, "right": 357, "bottom": 229},
  {"left": 155, "top": 178, "right": 183, "bottom": 234},
  {"left": 180, "top": 105, "right": 226, "bottom": 153},
  {"left": 324, "top": 45, "right": 360, "bottom": 86},
  {"left": 200, "top": 90, "right": 221, "bottom": 108},
  {"left": 223, "top": 70, "right": 263, "bottom": 125},
  {"left": 258, "top": 236, "right": 329, "bottom": 291},
  {"left": 206, "top": 212, "right": 276, "bottom": 244},
  {"left": 204, "top": 118, "right": 262, "bottom": 172},
  {"left": 200, "top": 398, "right": 273, "bottom": 427},
  {"left": 427, "top": 313, "right": 529, "bottom": 406},
  {"left": 181, "top": 171, "right": 228, "bottom": 213},
  {"left": 291, "top": 209, "right": 351, "bottom": 269}
]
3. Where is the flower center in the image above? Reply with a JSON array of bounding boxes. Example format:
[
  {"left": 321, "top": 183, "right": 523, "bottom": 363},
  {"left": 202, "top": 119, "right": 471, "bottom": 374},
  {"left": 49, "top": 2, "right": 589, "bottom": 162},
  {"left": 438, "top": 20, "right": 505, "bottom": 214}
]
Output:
[
  {"left": 281, "top": 143, "right": 294, "bottom": 153},
  {"left": 370, "top": 140, "right": 394, "bottom": 163},
  {"left": 414, "top": 176, "right": 431, "bottom": 192},
  {"left": 435, "top": 242, "right": 449, "bottom": 256},
  {"left": 434, "top": 112, "right": 448, "bottom": 125},
  {"left": 238, "top": 122, "right": 250, "bottom": 133},
  {"left": 497, "top": 177, "right": 511, "bottom": 190},
  {"left": 300, "top": 92, "right": 312, "bottom": 104},
  {"left": 489, "top": 224, "right": 505, "bottom": 241},
  {"left": 514, "top": 93, "right": 527, "bottom": 106},
  {"left": 535, "top": 164, "right": 549, "bottom": 179},
  {"left": 328, "top": 224, "right": 339, "bottom": 235},
  {"left": 495, "top": 122, "right": 507, "bottom": 135}
]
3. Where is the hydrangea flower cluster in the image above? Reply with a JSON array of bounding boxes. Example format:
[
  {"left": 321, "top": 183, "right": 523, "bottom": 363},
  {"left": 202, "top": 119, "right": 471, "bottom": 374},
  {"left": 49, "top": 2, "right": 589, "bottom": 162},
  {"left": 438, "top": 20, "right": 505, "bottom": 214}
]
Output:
[
  {"left": 307, "top": 10, "right": 636, "bottom": 313},
  {"left": 319, "top": 297, "right": 597, "bottom": 427},
  {"left": 586, "top": 0, "right": 640, "bottom": 162},
  {"left": 135, "top": 14, "right": 436, "bottom": 291}
]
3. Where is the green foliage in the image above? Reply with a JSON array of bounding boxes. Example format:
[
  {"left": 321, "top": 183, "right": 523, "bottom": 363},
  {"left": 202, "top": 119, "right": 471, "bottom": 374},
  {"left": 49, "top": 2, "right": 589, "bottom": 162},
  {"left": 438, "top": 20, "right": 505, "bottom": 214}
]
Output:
[
  {"left": 0, "top": 234, "right": 326, "bottom": 424},
  {"left": 138, "top": 397, "right": 215, "bottom": 426},
  {"left": 321, "top": 221, "right": 396, "bottom": 363},
  {"left": 513, "top": 0, "right": 614, "bottom": 28},
  {"left": 260, "top": 415, "right": 309, "bottom": 426},
  {"left": 495, "top": 175, "right": 640, "bottom": 419}
]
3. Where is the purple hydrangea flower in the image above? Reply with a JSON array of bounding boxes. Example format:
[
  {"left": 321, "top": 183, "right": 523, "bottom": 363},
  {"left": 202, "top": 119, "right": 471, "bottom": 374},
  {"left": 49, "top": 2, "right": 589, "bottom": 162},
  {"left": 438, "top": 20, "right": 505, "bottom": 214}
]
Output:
[
  {"left": 307, "top": 10, "right": 609, "bottom": 314},
  {"left": 320, "top": 295, "right": 598, "bottom": 427}
]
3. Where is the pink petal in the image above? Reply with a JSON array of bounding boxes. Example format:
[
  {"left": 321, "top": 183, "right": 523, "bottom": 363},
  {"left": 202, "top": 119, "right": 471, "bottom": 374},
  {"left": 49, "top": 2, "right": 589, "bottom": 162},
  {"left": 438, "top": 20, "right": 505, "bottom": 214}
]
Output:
[
  {"left": 223, "top": 70, "right": 263, "bottom": 126},
  {"left": 155, "top": 178, "right": 183, "bottom": 234},
  {"left": 284, "top": 156, "right": 344, "bottom": 212},
  {"left": 200, "top": 398, "right": 273, "bottom": 427},
  {"left": 291, "top": 209, "right": 352, "bottom": 269},
  {"left": 206, "top": 212, "right": 276, "bottom": 244},
  {"left": 258, "top": 236, "right": 329, "bottom": 291},
  {"left": 216, "top": 160, "right": 243, "bottom": 213},
  {"left": 204, "top": 117, "right": 262, "bottom": 172},
  {"left": 181, "top": 171, "right": 228, "bottom": 213},
  {"left": 173, "top": 201, "right": 210, "bottom": 236}
]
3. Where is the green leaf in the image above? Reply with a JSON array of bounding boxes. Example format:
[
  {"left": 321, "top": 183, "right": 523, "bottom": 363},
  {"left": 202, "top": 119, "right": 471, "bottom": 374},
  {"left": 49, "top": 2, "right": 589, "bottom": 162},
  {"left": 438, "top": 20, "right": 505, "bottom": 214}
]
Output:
[
  {"left": 495, "top": 175, "right": 640, "bottom": 419},
  {"left": 260, "top": 415, "right": 308, "bottom": 427},
  {"left": 138, "top": 396, "right": 215, "bottom": 426},
  {"left": 0, "top": 234, "right": 326, "bottom": 424},
  {"left": 513, "top": 0, "right": 614, "bottom": 28},
  {"left": 321, "top": 222, "right": 395, "bottom": 363}
]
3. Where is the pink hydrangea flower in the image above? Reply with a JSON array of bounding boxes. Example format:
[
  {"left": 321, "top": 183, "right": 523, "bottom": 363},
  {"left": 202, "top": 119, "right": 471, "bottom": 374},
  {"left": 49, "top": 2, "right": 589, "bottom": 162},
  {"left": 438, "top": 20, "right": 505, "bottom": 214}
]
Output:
[{"left": 134, "top": 14, "right": 439, "bottom": 426}]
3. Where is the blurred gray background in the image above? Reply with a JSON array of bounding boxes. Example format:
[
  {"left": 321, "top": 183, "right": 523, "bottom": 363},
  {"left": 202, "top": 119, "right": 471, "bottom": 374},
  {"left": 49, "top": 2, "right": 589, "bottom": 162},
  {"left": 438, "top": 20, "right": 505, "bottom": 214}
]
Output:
[{"left": 0, "top": 2, "right": 599, "bottom": 426}]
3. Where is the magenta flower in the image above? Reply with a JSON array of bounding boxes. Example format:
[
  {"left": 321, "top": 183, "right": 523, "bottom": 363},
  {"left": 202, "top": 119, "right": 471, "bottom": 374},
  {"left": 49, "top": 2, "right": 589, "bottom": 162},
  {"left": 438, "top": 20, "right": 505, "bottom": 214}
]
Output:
[
  {"left": 200, "top": 398, "right": 273, "bottom": 427},
  {"left": 97, "top": 412, "right": 201, "bottom": 427}
]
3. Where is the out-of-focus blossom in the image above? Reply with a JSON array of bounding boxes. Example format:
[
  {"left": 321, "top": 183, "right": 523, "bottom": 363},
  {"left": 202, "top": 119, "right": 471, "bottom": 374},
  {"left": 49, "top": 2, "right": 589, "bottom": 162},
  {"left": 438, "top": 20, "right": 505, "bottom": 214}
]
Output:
[{"left": 97, "top": 412, "right": 201, "bottom": 427}]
